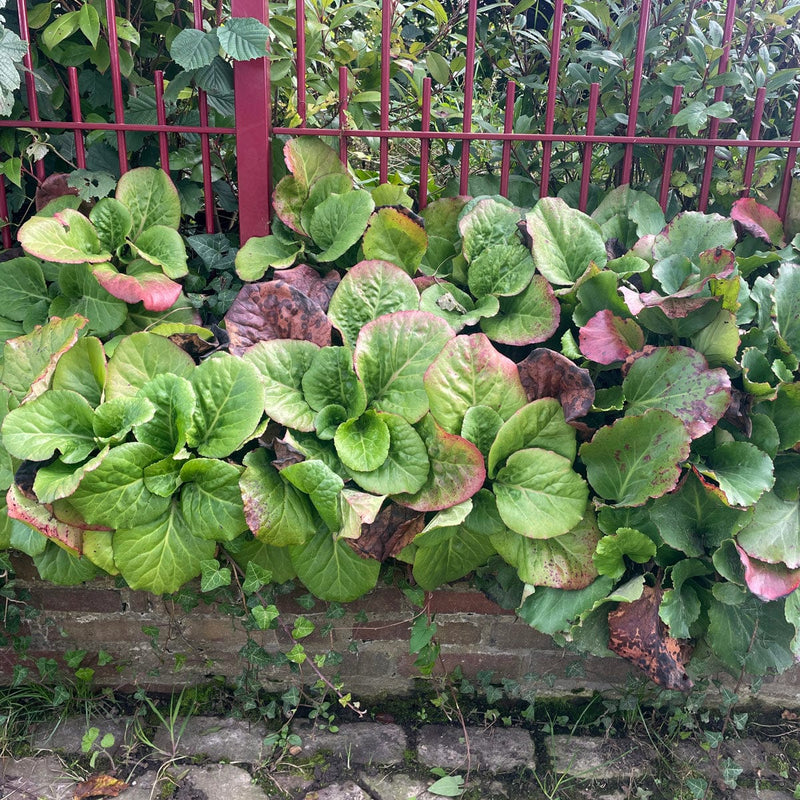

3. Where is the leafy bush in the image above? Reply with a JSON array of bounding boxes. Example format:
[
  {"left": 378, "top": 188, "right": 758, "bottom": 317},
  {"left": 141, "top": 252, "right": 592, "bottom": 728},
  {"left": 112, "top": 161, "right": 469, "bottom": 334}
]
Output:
[{"left": 3, "top": 137, "right": 800, "bottom": 689}]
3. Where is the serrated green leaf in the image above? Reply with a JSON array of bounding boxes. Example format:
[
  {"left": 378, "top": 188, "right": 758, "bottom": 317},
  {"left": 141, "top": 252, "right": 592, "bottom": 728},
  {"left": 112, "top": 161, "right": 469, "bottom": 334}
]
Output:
[
  {"left": 698, "top": 442, "right": 774, "bottom": 507},
  {"left": 217, "top": 16, "right": 269, "bottom": 60},
  {"left": 169, "top": 28, "right": 219, "bottom": 70}
]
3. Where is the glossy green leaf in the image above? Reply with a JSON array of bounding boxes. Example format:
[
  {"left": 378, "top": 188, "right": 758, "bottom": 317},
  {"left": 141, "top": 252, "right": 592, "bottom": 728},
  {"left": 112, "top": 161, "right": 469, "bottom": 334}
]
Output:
[
  {"left": 18, "top": 208, "right": 111, "bottom": 264},
  {"left": 188, "top": 355, "right": 264, "bottom": 457},
  {"left": 310, "top": 190, "right": 374, "bottom": 262},
  {"left": 659, "top": 558, "right": 711, "bottom": 639},
  {"left": 419, "top": 283, "right": 500, "bottom": 332},
  {"left": 179, "top": 458, "right": 247, "bottom": 541},
  {"left": 217, "top": 16, "right": 269, "bottom": 60},
  {"left": 283, "top": 135, "right": 347, "bottom": 189},
  {"left": 143, "top": 456, "right": 184, "bottom": 497},
  {"left": 757, "top": 383, "right": 800, "bottom": 450},
  {"left": 488, "top": 399, "right": 576, "bottom": 478},
  {"left": 134, "top": 374, "right": 196, "bottom": 455},
  {"left": 361, "top": 207, "right": 427, "bottom": 276},
  {"left": 623, "top": 346, "right": 731, "bottom": 439},
  {"left": 89, "top": 197, "right": 132, "bottom": 252},
  {"left": 460, "top": 405, "right": 503, "bottom": 457},
  {"left": 591, "top": 185, "right": 666, "bottom": 249},
  {"left": 92, "top": 395, "right": 155, "bottom": 442},
  {"left": 354, "top": 310, "right": 454, "bottom": 422},
  {"left": 115, "top": 167, "right": 181, "bottom": 238},
  {"left": 130, "top": 225, "right": 188, "bottom": 279},
  {"left": 114, "top": 504, "right": 216, "bottom": 594},
  {"left": 593, "top": 527, "right": 656, "bottom": 579},
  {"left": 479, "top": 275, "right": 560, "bottom": 346},
  {"left": 51, "top": 336, "right": 106, "bottom": 408},
  {"left": 467, "top": 243, "right": 535, "bottom": 297},
  {"left": 235, "top": 234, "right": 302, "bottom": 282},
  {"left": 105, "top": 332, "right": 195, "bottom": 400},
  {"left": 774, "top": 264, "right": 800, "bottom": 359},
  {"left": 32, "top": 449, "right": 109, "bottom": 505},
  {"left": 334, "top": 410, "right": 390, "bottom": 472},
  {"left": 737, "top": 491, "right": 800, "bottom": 569},
  {"left": 2, "top": 389, "right": 96, "bottom": 463},
  {"left": 412, "top": 525, "right": 496, "bottom": 590},
  {"left": 0, "top": 257, "right": 48, "bottom": 322},
  {"left": 49, "top": 262, "right": 127, "bottom": 337},
  {"left": 281, "top": 459, "right": 344, "bottom": 532},
  {"left": 458, "top": 196, "right": 521, "bottom": 261},
  {"left": 424, "top": 333, "right": 526, "bottom": 435},
  {"left": 346, "top": 412, "right": 429, "bottom": 495},
  {"left": 328, "top": 260, "right": 419, "bottom": 347},
  {"left": 302, "top": 346, "right": 366, "bottom": 418},
  {"left": 33, "top": 542, "right": 99, "bottom": 585},
  {"left": 698, "top": 442, "right": 774, "bottom": 507},
  {"left": 68, "top": 442, "right": 168, "bottom": 528},
  {"left": 240, "top": 448, "right": 317, "bottom": 546},
  {"left": 494, "top": 448, "right": 588, "bottom": 539},
  {"left": 525, "top": 197, "right": 607, "bottom": 285},
  {"left": 650, "top": 211, "right": 736, "bottom": 263},
  {"left": 580, "top": 410, "right": 691, "bottom": 506}
]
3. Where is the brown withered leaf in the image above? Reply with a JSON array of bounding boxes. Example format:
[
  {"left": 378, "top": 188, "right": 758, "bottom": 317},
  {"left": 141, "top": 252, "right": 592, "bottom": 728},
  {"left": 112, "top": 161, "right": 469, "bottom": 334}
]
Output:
[
  {"left": 723, "top": 387, "right": 753, "bottom": 437},
  {"left": 271, "top": 436, "right": 306, "bottom": 470},
  {"left": 35, "top": 173, "right": 79, "bottom": 210},
  {"left": 347, "top": 504, "right": 425, "bottom": 561},
  {"left": 224, "top": 279, "right": 332, "bottom": 355},
  {"left": 73, "top": 774, "right": 129, "bottom": 798},
  {"left": 608, "top": 584, "right": 693, "bottom": 691},
  {"left": 517, "top": 348, "right": 595, "bottom": 421},
  {"left": 276, "top": 264, "right": 340, "bottom": 311},
  {"left": 168, "top": 333, "right": 218, "bottom": 360}
]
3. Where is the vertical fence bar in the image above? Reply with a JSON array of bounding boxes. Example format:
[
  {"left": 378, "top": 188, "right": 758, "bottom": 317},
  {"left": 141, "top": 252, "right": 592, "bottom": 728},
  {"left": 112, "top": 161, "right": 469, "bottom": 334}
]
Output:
[
  {"left": 419, "top": 77, "right": 432, "bottom": 209},
  {"left": 741, "top": 86, "right": 766, "bottom": 196},
  {"left": 379, "top": 0, "right": 392, "bottom": 182},
  {"left": 698, "top": 0, "right": 737, "bottom": 211},
  {"left": 778, "top": 93, "right": 800, "bottom": 223},
  {"left": 105, "top": 0, "right": 129, "bottom": 174},
  {"left": 296, "top": 0, "right": 307, "bottom": 125},
  {"left": 499, "top": 81, "right": 516, "bottom": 199},
  {"left": 659, "top": 85, "right": 683, "bottom": 213},
  {"left": 154, "top": 71, "right": 170, "bottom": 172},
  {"left": 620, "top": 0, "right": 650, "bottom": 185},
  {"left": 194, "top": 0, "right": 215, "bottom": 233},
  {"left": 339, "top": 66, "right": 349, "bottom": 164},
  {"left": 233, "top": 0, "right": 272, "bottom": 240},
  {"left": 540, "top": 0, "right": 564, "bottom": 197},
  {"left": 458, "top": 0, "right": 478, "bottom": 194},
  {"left": 16, "top": 0, "right": 45, "bottom": 180},
  {"left": 0, "top": 180, "right": 11, "bottom": 249},
  {"left": 579, "top": 83, "right": 600, "bottom": 212},
  {"left": 67, "top": 68, "right": 87, "bottom": 169}
]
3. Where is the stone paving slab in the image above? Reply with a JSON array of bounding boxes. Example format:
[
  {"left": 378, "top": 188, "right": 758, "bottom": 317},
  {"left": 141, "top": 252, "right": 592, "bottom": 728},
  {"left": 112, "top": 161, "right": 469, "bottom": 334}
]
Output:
[
  {"left": 546, "top": 735, "right": 655, "bottom": 780},
  {"left": 292, "top": 720, "right": 407, "bottom": 766},
  {"left": 176, "top": 763, "right": 271, "bottom": 800},
  {"left": 0, "top": 754, "right": 78, "bottom": 800},
  {"left": 416, "top": 724, "right": 535, "bottom": 773},
  {"left": 31, "top": 715, "right": 133, "bottom": 756},
  {"left": 153, "top": 715, "right": 269, "bottom": 762},
  {"left": 302, "top": 781, "right": 371, "bottom": 799}
]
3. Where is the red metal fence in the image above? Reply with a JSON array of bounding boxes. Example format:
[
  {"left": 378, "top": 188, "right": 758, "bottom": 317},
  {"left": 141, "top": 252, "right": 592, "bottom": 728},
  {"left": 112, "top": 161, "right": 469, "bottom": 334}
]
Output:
[{"left": 1, "top": 0, "right": 799, "bottom": 248}]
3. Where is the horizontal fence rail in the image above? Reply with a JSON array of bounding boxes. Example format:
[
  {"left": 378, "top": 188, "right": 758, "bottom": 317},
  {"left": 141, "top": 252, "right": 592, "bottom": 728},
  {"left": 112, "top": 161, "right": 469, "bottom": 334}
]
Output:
[{"left": 1, "top": 0, "right": 799, "bottom": 245}]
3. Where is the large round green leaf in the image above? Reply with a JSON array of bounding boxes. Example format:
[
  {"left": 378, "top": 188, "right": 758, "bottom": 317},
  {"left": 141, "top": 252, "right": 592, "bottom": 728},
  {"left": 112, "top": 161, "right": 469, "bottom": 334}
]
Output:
[
  {"left": 467, "top": 243, "right": 535, "bottom": 297},
  {"left": 49, "top": 262, "right": 127, "bottom": 337},
  {"left": 187, "top": 355, "right": 265, "bottom": 458},
  {"left": 737, "top": 491, "right": 800, "bottom": 569},
  {"left": 334, "top": 410, "right": 390, "bottom": 472},
  {"left": 130, "top": 225, "right": 188, "bottom": 279},
  {"left": 580, "top": 410, "right": 691, "bottom": 506},
  {"left": 51, "top": 336, "right": 106, "bottom": 408},
  {"left": 114, "top": 504, "right": 216, "bottom": 594},
  {"left": 698, "top": 442, "right": 775, "bottom": 507},
  {"left": 354, "top": 310, "right": 454, "bottom": 422},
  {"left": 479, "top": 275, "right": 560, "bottom": 346},
  {"left": 290, "top": 524, "right": 380, "bottom": 602},
  {"left": 488, "top": 398, "right": 576, "bottom": 478},
  {"left": 302, "top": 346, "right": 366, "bottom": 418},
  {"left": 18, "top": 208, "right": 111, "bottom": 264},
  {"left": 622, "top": 346, "right": 731, "bottom": 438},
  {"left": 105, "top": 332, "right": 195, "bottom": 400},
  {"left": 458, "top": 196, "right": 521, "bottom": 262},
  {"left": 424, "top": 333, "right": 527, "bottom": 435},
  {"left": 327, "top": 260, "right": 419, "bottom": 347},
  {"left": 310, "top": 190, "right": 375, "bottom": 262},
  {"left": 243, "top": 339, "right": 319, "bottom": 432},
  {"left": 525, "top": 197, "right": 607, "bottom": 285},
  {"left": 281, "top": 459, "right": 344, "bottom": 532},
  {"left": 0, "top": 257, "right": 48, "bottom": 322},
  {"left": 412, "top": 525, "right": 496, "bottom": 591},
  {"left": 134, "top": 374, "right": 196, "bottom": 455},
  {"left": 493, "top": 448, "right": 588, "bottom": 539},
  {"left": 179, "top": 458, "right": 248, "bottom": 542},
  {"left": 362, "top": 207, "right": 428, "bottom": 276}
]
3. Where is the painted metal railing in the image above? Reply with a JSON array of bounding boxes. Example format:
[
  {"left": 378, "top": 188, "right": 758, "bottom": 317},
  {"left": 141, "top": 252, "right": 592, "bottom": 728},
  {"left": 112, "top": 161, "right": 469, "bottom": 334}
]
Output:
[{"left": 1, "top": 0, "right": 799, "bottom": 247}]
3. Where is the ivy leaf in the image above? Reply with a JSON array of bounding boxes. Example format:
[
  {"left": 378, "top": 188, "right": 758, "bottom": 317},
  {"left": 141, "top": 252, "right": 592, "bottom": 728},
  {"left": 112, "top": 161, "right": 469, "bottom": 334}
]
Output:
[
  {"left": 580, "top": 410, "right": 691, "bottom": 506},
  {"left": 494, "top": 449, "right": 588, "bottom": 539},
  {"left": 200, "top": 559, "right": 232, "bottom": 592},
  {"left": 424, "top": 333, "right": 527, "bottom": 435}
]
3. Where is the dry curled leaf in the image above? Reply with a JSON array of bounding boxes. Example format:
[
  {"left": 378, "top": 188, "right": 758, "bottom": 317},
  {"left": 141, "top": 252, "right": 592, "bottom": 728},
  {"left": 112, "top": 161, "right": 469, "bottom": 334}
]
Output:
[
  {"left": 347, "top": 504, "right": 425, "bottom": 561},
  {"left": 517, "top": 347, "right": 595, "bottom": 421},
  {"left": 276, "top": 263, "right": 340, "bottom": 311},
  {"left": 36, "top": 173, "right": 79, "bottom": 210},
  {"left": 73, "top": 774, "right": 129, "bottom": 799},
  {"left": 608, "top": 584, "right": 693, "bottom": 691}
]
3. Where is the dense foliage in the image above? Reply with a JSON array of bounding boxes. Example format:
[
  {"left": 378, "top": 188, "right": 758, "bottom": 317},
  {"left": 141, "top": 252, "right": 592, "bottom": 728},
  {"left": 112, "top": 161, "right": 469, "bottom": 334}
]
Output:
[{"left": 2, "top": 137, "right": 800, "bottom": 688}]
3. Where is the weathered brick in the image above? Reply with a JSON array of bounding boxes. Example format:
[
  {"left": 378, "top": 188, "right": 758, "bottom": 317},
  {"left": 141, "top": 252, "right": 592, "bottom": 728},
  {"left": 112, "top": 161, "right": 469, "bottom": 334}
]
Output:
[
  {"left": 397, "top": 651, "right": 524, "bottom": 680},
  {"left": 479, "top": 618, "right": 554, "bottom": 650},
  {"left": 427, "top": 589, "right": 513, "bottom": 616},
  {"left": 27, "top": 587, "right": 122, "bottom": 613}
]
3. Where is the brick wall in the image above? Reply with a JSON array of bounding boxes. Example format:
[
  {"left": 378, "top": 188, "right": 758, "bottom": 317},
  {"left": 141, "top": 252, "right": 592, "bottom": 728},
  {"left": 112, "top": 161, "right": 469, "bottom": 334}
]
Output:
[{"left": 4, "top": 554, "right": 800, "bottom": 705}]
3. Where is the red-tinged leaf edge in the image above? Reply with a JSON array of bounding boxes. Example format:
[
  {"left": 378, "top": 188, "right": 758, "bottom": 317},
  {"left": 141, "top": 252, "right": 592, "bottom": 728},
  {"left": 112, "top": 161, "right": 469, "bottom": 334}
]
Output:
[
  {"left": 6, "top": 484, "right": 83, "bottom": 554},
  {"left": 735, "top": 542, "right": 800, "bottom": 601},
  {"left": 93, "top": 264, "right": 182, "bottom": 311},
  {"left": 731, "top": 197, "right": 785, "bottom": 247}
]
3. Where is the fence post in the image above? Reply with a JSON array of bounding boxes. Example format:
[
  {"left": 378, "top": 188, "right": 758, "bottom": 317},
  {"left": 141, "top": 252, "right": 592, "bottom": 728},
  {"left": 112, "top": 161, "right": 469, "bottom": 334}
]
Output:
[{"left": 232, "top": 0, "right": 272, "bottom": 242}]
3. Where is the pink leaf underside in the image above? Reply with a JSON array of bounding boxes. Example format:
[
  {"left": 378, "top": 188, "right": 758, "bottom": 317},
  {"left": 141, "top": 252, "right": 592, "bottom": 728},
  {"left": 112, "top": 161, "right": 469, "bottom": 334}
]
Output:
[
  {"left": 730, "top": 197, "right": 785, "bottom": 247},
  {"left": 735, "top": 542, "right": 800, "bottom": 601},
  {"left": 93, "top": 265, "right": 182, "bottom": 311},
  {"left": 6, "top": 485, "right": 83, "bottom": 554},
  {"left": 579, "top": 310, "right": 645, "bottom": 365}
]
